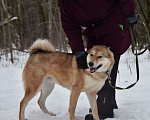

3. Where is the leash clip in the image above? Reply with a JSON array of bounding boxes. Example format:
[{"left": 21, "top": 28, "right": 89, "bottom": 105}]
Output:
[
  {"left": 106, "top": 70, "right": 111, "bottom": 77},
  {"left": 106, "top": 70, "right": 111, "bottom": 80}
]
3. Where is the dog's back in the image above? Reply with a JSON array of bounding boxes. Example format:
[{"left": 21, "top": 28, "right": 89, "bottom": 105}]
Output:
[{"left": 22, "top": 39, "right": 77, "bottom": 91}]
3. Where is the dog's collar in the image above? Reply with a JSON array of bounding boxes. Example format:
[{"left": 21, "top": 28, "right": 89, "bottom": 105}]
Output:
[{"left": 106, "top": 69, "right": 111, "bottom": 80}]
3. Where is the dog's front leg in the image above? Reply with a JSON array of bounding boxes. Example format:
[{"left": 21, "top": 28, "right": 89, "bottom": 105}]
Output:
[
  {"left": 69, "top": 86, "right": 81, "bottom": 120},
  {"left": 86, "top": 91, "right": 100, "bottom": 120}
]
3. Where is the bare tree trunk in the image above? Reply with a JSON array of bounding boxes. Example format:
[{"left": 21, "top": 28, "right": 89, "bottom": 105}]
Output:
[
  {"left": 146, "top": 0, "right": 150, "bottom": 50},
  {"left": 3, "top": 0, "right": 14, "bottom": 63},
  {"left": 47, "top": 0, "right": 53, "bottom": 41},
  {"left": 35, "top": 0, "right": 48, "bottom": 38},
  {"left": 136, "top": 0, "right": 150, "bottom": 50},
  {"left": 0, "top": 2, "right": 6, "bottom": 50},
  {"left": 16, "top": 0, "right": 25, "bottom": 50},
  {"left": 147, "top": 0, "right": 150, "bottom": 32}
]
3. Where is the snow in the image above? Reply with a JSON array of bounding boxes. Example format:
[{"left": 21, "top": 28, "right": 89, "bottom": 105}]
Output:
[{"left": 0, "top": 50, "right": 150, "bottom": 120}]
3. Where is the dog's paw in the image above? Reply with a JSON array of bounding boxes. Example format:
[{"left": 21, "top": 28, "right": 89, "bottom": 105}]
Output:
[
  {"left": 23, "top": 118, "right": 28, "bottom": 120},
  {"left": 49, "top": 112, "right": 56, "bottom": 116},
  {"left": 71, "top": 118, "right": 78, "bottom": 120}
]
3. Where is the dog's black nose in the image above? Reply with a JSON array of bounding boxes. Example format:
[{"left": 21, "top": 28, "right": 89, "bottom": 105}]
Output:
[{"left": 89, "top": 62, "right": 94, "bottom": 67}]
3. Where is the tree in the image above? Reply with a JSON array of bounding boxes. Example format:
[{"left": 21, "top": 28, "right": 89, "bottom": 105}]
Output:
[{"left": 135, "top": 0, "right": 150, "bottom": 50}]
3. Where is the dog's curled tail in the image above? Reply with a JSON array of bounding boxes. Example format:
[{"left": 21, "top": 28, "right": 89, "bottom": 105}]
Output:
[{"left": 29, "top": 39, "right": 55, "bottom": 55}]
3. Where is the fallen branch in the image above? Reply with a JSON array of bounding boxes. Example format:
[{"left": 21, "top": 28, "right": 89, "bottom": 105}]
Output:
[
  {"left": 0, "top": 16, "right": 18, "bottom": 26},
  {"left": 12, "top": 48, "right": 29, "bottom": 53}
]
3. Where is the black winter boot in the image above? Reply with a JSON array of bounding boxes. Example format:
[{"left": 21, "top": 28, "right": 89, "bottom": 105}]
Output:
[
  {"left": 89, "top": 99, "right": 118, "bottom": 113},
  {"left": 85, "top": 113, "right": 114, "bottom": 120}
]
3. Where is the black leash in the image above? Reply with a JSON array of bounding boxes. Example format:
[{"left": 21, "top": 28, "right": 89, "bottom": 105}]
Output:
[
  {"left": 106, "top": 47, "right": 139, "bottom": 90},
  {"left": 107, "top": 13, "right": 150, "bottom": 90},
  {"left": 107, "top": 24, "right": 140, "bottom": 90},
  {"left": 106, "top": 16, "right": 150, "bottom": 90}
]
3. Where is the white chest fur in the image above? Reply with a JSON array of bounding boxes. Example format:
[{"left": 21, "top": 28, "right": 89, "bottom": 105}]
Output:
[{"left": 83, "top": 71, "right": 108, "bottom": 92}]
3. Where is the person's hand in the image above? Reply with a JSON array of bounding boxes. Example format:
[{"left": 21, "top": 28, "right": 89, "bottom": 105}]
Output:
[
  {"left": 127, "top": 13, "right": 139, "bottom": 24},
  {"left": 75, "top": 51, "right": 89, "bottom": 69}
]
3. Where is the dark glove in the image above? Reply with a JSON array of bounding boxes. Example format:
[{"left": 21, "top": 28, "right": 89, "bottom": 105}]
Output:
[
  {"left": 127, "top": 13, "right": 139, "bottom": 24},
  {"left": 75, "top": 51, "right": 89, "bottom": 69}
]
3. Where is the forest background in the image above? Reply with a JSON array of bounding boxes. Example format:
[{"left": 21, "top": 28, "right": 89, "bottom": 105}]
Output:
[{"left": 0, "top": 0, "right": 150, "bottom": 64}]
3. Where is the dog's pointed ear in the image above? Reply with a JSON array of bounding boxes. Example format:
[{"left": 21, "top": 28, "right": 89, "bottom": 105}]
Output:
[
  {"left": 107, "top": 47, "right": 111, "bottom": 52},
  {"left": 106, "top": 47, "right": 111, "bottom": 58},
  {"left": 86, "top": 48, "right": 91, "bottom": 53}
]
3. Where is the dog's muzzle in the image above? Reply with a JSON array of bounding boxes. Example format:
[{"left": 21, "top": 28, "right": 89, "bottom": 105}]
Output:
[{"left": 89, "top": 64, "right": 103, "bottom": 73}]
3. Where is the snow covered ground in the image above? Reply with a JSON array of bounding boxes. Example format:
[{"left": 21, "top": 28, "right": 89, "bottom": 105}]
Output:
[{"left": 0, "top": 50, "right": 150, "bottom": 120}]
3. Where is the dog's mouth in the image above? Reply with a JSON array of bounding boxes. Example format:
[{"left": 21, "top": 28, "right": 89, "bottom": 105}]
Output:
[{"left": 90, "top": 64, "right": 102, "bottom": 73}]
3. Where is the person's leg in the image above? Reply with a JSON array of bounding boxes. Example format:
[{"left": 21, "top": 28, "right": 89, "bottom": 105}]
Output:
[{"left": 96, "top": 55, "right": 120, "bottom": 117}]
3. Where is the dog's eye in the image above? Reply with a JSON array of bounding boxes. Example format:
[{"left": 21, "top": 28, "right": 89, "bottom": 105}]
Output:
[
  {"left": 90, "top": 54, "right": 93, "bottom": 57},
  {"left": 98, "top": 56, "right": 102, "bottom": 58}
]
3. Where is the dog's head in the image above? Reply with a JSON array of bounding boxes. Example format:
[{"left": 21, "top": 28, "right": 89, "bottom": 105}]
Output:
[{"left": 87, "top": 45, "right": 115, "bottom": 73}]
